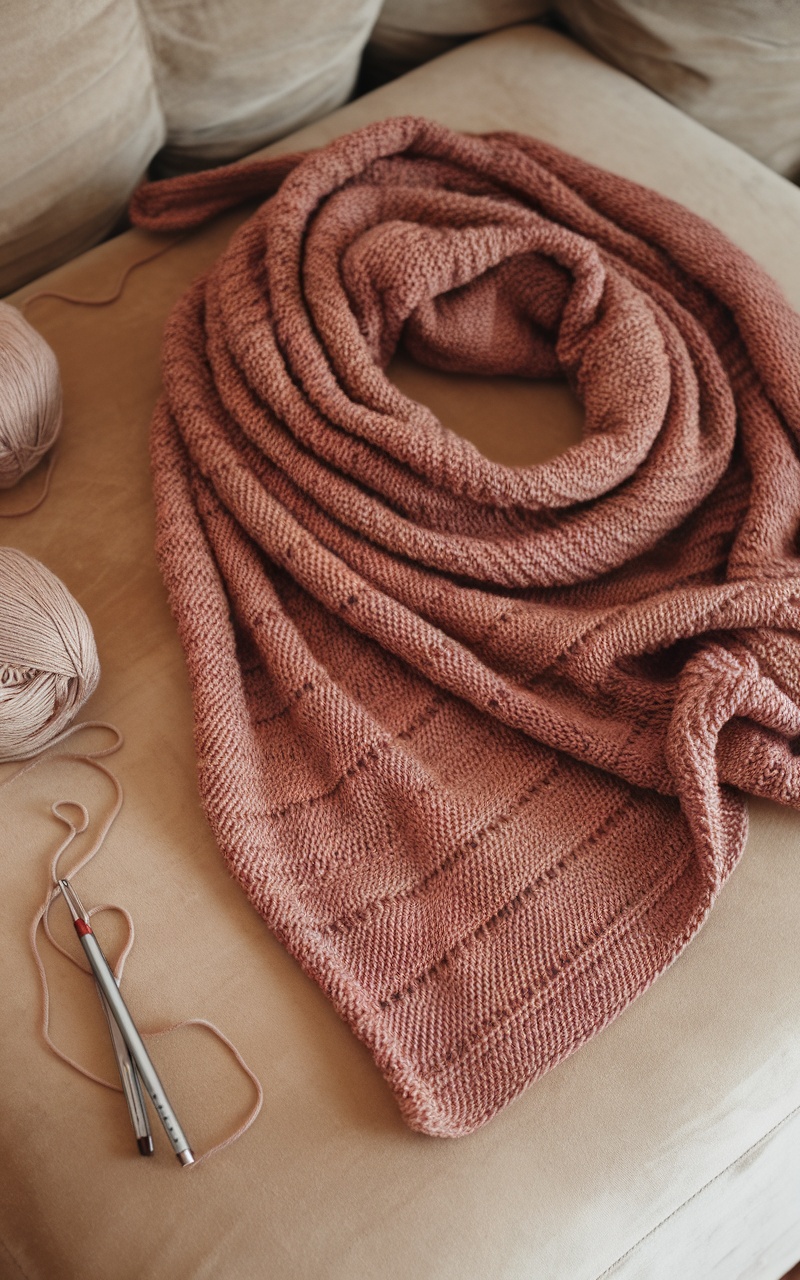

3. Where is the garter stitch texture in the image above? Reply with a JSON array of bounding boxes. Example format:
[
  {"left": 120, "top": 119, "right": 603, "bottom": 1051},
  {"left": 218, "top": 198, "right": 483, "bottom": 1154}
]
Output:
[{"left": 131, "top": 117, "right": 800, "bottom": 1136}]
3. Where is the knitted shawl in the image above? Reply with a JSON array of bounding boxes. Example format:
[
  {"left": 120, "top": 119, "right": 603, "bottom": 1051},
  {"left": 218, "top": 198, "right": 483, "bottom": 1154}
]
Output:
[{"left": 131, "top": 117, "right": 800, "bottom": 1137}]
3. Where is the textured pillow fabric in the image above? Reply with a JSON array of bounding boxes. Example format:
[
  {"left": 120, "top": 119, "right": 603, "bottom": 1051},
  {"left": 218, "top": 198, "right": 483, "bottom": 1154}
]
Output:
[
  {"left": 0, "top": 0, "right": 386, "bottom": 287},
  {"left": 139, "top": 0, "right": 386, "bottom": 175},
  {"left": 4, "top": 0, "right": 800, "bottom": 293},
  {"left": 366, "top": 0, "right": 550, "bottom": 82},
  {"left": 0, "top": 0, "right": 165, "bottom": 296},
  {"left": 557, "top": 0, "right": 800, "bottom": 180},
  {"left": 368, "top": 0, "right": 800, "bottom": 180}
]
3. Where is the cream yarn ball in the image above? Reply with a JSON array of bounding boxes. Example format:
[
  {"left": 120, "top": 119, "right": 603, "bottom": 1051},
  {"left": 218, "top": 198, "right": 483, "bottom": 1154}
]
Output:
[
  {"left": 0, "top": 301, "right": 62, "bottom": 489},
  {"left": 0, "top": 548, "right": 99, "bottom": 761}
]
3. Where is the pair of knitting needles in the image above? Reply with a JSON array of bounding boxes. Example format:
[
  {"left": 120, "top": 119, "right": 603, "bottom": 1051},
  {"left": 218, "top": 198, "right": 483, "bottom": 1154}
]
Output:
[{"left": 59, "top": 877, "right": 194, "bottom": 1166}]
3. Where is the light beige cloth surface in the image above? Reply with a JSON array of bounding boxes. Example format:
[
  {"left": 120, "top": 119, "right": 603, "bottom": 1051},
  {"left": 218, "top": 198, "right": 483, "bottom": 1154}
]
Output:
[
  {"left": 368, "top": 0, "right": 800, "bottom": 180},
  {"left": 1, "top": 27, "right": 800, "bottom": 1280},
  {"left": 0, "top": 0, "right": 165, "bottom": 295},
  {"left": 0, "top": 0, "right": 384, "bottom": 288},
  {"left": 557, "top": 0, "right": 800, "bottom": 179},
  {"left": 366, "top": 0, "right": 549, "bottom": 80},
  {"left": 140, "top": 0, "right": 385, "bottom": 174},
  {"left": 5, "top": 0, "right": 800, "bottom": 294}
]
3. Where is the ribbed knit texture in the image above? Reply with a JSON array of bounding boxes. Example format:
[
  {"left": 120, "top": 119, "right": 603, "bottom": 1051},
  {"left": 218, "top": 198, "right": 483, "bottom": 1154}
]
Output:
[{"left": 130, "top": 117, "right": 800, "bottom": 1136}]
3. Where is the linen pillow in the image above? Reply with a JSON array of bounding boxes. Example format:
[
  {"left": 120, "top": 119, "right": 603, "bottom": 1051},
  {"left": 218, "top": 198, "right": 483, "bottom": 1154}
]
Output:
[
  {"left": 0, "top": 0, "right": 165, "bottom": 295},
  {"left": 139, "top": 0, "right": 386, "bottom": 175}
]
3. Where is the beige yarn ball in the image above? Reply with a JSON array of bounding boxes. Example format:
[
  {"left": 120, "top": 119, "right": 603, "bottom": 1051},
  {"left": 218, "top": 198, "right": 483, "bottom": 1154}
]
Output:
[
  {"left": 0, "top": 301, "right": 62, "bottom": 489},
  {"left": 0, "top": 548, "right": 99, "bottom": 761}
]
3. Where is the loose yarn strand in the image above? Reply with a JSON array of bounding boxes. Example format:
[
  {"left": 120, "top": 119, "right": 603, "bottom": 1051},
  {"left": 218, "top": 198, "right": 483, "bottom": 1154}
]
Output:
[
  {"left": 0, "top": 449, "right": 57, "bottom": 518},
  {"left": 3, "top": 723, "right": 126, "bottom": 1088},
  {"left": 19, "top": 234, "right": 189, "bottom": 318},
  {"left": 1, "top": 722, "right": 262, "bottom": 1162},
  {"left": 0, "top": 236, "right": 189, "bottom": 518},
  {"left": 0, "top": 191, "right": 263, "bottom": 1158},
  {"left": 138, "top": 1019, "right": 264, "bottom": 1168},
  {"left": 0, "top": 160, "right": 299, "bottom": 515}
]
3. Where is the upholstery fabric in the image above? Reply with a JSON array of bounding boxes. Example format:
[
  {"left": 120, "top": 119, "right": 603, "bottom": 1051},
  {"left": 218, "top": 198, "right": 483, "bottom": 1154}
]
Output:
[
  {"left": 0, "top": 0, "right": 385, "bottom": 285},
  {"left": 0, "top": 0, "right": 165, "bottom": 295},
  {"left": 1, "top": 27, "right": 799, "bottom": 1280},
  {"left": 368, "top": 1, "right": 800, "bottom": 180},
  {"left": 139, "top": 0, "right": 385, "bottom": 175},
  {"left": 4, "top": 0, "right": 800, "bottom": 292},
  {"left": 557, "top": 0, "right": 800, "bottom": 180},
  {"left": 366, "top": 0, "right": 549, "bottom": 81}
]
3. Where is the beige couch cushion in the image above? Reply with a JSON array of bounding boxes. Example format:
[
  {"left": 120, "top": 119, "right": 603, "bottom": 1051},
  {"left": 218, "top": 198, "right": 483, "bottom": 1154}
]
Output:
[
  {"left": 2, "top": 26, "right": 800, "bottom": 1280},
  {"left": 139, "top": 0, "right": 385, "bottom": 174},
  {"left": 369, "top": 1, "right": 800, "bottom": 180},
  {"left": 0, "top": 0, "right": 387, "bottom": 285},
  {"left": 556, "top": 0, "right": 800, "bottom": 179},
  {"left": 0, "top": 0, "right": 165, "bottom": 295},
  {"left": 366, "top": 0, "right": 549, "bottom": 81}
]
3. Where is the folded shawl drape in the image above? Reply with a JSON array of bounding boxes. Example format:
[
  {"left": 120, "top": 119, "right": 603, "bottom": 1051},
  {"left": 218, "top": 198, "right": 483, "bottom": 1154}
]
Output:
[{"left": 131, "top": 117, "right": 800, "bottom": 1135}]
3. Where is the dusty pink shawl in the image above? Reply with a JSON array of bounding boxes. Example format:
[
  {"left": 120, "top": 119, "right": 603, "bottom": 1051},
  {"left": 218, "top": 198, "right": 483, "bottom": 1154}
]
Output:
[{"left": 131, "top": 117, "right": 800, "bottom": 1136}]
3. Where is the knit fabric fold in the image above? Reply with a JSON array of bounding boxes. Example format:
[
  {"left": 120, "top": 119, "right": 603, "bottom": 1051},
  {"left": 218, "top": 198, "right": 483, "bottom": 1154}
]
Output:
[{"left": 131, "top": 117, "right": 800, "bottom": 1136}]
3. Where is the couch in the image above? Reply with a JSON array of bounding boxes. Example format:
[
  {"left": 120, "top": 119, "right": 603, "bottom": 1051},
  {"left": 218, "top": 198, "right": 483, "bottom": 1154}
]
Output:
[{"left": 1, "top": 21, "right": 799, "bottom": 1280}]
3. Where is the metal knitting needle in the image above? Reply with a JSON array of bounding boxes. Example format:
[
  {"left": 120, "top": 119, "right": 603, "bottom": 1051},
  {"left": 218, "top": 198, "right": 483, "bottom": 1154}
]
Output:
[
  {"left": 95, "top": 982, "right": 154, "bottom": 1156},
  {"left": 59, "top": 877, "right": 194, "bottom": 1166}
]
